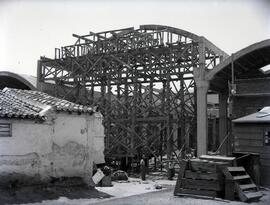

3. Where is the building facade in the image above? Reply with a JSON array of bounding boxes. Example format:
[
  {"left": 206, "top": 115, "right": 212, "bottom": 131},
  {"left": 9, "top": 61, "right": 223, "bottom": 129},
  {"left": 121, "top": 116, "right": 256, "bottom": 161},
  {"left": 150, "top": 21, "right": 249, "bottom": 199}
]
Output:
[{"left": 0, "top": 88, "right": 104, "bottom": 186}]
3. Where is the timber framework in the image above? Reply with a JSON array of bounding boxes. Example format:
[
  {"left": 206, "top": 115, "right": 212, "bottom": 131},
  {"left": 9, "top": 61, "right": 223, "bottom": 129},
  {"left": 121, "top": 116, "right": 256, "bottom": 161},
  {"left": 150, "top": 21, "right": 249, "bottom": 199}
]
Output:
[{"left": 37, "top": 25, "right": 228, "bottom": 164}]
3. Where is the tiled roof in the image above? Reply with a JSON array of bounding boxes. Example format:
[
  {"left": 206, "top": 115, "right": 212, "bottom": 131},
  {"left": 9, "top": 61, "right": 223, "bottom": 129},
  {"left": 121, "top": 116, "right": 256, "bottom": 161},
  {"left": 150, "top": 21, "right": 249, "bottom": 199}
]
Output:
[
  {"left": 0, "top": 88, "right": 94, "bottom": 120},
  {"left": 0, "top": 90, "right": 43, "bottom": 119}
]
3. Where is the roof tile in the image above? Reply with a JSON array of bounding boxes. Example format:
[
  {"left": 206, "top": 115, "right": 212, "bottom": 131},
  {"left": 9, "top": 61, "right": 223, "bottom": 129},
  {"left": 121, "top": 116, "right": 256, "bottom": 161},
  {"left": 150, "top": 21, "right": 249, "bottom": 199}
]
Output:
[{"left": 0, "top": 88, "right": 94, "bottom": 120}]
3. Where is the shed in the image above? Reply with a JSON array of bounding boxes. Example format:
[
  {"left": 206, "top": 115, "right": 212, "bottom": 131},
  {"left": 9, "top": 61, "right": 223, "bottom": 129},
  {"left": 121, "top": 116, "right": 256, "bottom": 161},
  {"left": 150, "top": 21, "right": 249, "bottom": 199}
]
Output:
[
  {"left": 233, "top": 107, "right": 270, "bottom": 186},
  {"left": 0, "top": 88, "right": 105, "bottom": 186}
]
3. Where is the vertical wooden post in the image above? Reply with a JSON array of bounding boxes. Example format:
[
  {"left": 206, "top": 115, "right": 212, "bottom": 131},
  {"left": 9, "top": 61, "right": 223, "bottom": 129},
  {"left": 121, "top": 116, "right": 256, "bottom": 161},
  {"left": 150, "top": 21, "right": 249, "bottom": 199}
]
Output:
[
  {"left": 124, "top": 79, "right": 129, "bottom": 160},
  {"left": 106, "top": 77, "right": 112, "bottom": 149},
  {"left": 173, "top": 117, "right": 178, "bottom": 150},
  {"left": 185, "top": 121, "right": 191, "bottom": 149},
  {"left": 212, "top": 117, "right": 217, "bottom": 151},
  {"left": 194, "top": 38, "right": 209, "bottom": 157},
  {"left": 223, "top": 168, "right": 235, "bottom": 200},
  {"left": 90, "top": 79, "right": 94, "bottom": 105},
  {"left": 37, "top": 60, "right": 42, "bottom": 90},
  {"left": 166, "top": 52, "right": 172, "bottom": 162},
  {"left": 131, "top": 84, "right": 137, "bottom": 158},
  {"left": 149, "top": 80, "right": 153, "bottom": 115},
  {"left": 160, "top": 81, "right": 166, "bottom": 171},
  {"left": 196, "top": 81, "right": 209, "bottom": 156},
  {"left": 219, "top": 92, "right": 228, "bottom": 155},
  {"left": 180, "top": 74, "right": 185, "bottom": 148}
]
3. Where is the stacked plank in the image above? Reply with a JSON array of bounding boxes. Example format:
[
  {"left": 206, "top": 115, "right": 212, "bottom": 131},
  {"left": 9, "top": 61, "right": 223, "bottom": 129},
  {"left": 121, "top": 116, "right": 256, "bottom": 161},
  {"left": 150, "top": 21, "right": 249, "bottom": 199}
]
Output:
[{"left": 174, "top": 158, "right": 229, "bottom": 198}]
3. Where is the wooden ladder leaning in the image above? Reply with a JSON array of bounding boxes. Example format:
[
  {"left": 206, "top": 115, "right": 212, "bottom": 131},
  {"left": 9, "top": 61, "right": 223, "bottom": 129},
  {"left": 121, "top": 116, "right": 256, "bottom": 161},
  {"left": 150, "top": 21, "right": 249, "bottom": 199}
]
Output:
[{"left": 223, "top": 166, "right": 263, "bottom": 202}]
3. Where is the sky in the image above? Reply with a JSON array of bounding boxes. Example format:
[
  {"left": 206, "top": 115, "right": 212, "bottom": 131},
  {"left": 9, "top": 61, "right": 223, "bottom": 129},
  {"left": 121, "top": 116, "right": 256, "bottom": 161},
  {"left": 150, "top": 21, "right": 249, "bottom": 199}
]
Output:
[{"left": 0, "top": 0, "right": 269, "bottom": 76}]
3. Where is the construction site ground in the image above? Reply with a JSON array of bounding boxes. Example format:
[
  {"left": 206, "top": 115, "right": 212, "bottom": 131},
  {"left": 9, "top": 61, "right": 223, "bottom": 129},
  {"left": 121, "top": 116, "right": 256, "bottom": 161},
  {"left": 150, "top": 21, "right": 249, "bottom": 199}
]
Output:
[{"left": 0, "top": 174, "right": 270, "bottom": 205}]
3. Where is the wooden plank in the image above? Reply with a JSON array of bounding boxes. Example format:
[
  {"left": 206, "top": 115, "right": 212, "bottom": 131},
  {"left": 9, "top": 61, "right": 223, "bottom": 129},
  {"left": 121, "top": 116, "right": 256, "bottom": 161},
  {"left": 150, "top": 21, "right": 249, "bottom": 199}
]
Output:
[
  {"left": 190, "top": 159, "right": 229, "bottom": 173},
  {"left": 227, "top": 166, "right": 245, "bottom": 172},
  {"left": 223, "top": 167, "right": 235, "bottom": 200},
  {"left": 174, "top": 160, "right": 187, "bottom": 196},
  {"left": 184, "top": 170, "right": 220, "bottom": 180},
  {"left": 190, "top": 160, "right": 217, "bottom": 172},
  {"left": 234, "top": 146, "right": 261, "bottom": 153},
  {"left": 175, "top": 192, "right": 231, "bottom": 202},
  {"left": 233, "top": 175, "right": 250, "bottom": 180},
  {"left": 234, "top": 139, "right": 263, "bottom": 147},
  {"left": 0, "top": 127, "right": 10, "bottom": 132},
  {"left": 177, "top": 188, "right": 217, "bottom": 197},
  {"left": 260, "top": 159, "right": 270, "bottom": 166},
  {"left": 234, "top": 125, "right": 266, "bottom": 132},
  {"left": 244, "top": 191, "right": 263, "bottom": 202},
  {"left": 239, "top": 183, "right": 256, "bottom": 190},
  {"left": 260, "top": 167, "right": 270, "bottom": 186},
  {"left": 0, "top": 124, "right": 10, "bottom": 128},
  {"left": 260, "top": 153, "right": 270, "bottom": 160},
  {"left": 234, "top": 132, "right": 263, "bottom": 140},
  {"left": 261, "top": 147, "right": 270, "bottom": 154},
  {"left": 199, "top": 155, "right": 235, "bottom": 162},
  {"left": 182, "top": 178, "right": 222, "bottom": 191}
]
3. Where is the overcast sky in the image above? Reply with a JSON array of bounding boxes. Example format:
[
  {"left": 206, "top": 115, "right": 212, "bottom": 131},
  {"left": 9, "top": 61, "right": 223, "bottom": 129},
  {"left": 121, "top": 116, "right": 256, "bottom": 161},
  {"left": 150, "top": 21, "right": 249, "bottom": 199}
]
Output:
[{"left": 0, "top": 0, "right": 269, "bottom": 76}]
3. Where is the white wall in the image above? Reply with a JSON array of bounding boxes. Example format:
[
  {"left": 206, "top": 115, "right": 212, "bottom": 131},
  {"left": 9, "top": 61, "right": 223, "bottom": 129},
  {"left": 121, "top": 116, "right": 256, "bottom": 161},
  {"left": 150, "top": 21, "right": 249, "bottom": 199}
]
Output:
[
  {"left": 0, "top": 111, "right": 105, "bottom": 186},
  {"left": 90, "top": 112, "right": 105, "bottom": 164},
  {"left": 0, "top": 119, "right": 52, "bottom": 184}
]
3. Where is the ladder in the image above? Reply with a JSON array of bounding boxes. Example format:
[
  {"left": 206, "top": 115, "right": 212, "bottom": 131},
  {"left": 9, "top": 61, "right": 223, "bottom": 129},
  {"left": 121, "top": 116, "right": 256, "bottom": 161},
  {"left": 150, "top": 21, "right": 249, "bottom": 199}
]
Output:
[{"left": 223, "top": 166, "right": 263, "bottom": 202}]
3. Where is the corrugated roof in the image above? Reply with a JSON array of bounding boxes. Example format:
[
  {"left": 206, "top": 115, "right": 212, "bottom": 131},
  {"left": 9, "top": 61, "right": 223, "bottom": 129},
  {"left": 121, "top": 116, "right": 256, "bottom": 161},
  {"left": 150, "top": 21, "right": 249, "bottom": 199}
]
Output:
[
  {"left": 0, "top": 88, "right": 94, "bottom": 120},
  {"left": 233, "top": 106, "right": 270, "bottom": 123}
]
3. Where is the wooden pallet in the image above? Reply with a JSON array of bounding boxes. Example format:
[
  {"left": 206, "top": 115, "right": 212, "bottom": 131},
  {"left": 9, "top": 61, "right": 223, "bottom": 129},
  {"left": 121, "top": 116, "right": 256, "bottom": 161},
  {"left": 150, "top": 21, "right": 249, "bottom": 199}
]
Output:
[{"left": 223, "top": 166, "right": 262, "bottom": 202}]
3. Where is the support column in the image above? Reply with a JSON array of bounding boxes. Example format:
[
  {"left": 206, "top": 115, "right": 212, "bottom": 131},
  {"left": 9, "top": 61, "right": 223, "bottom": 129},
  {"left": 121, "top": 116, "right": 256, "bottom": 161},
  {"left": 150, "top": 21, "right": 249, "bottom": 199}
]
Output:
[
  {"left": 212, "top": 116, "right": 217, "bottom": 151},
  {"left": 194, "top": 37, "right": 209, "bottom": 157},
  {"left": 219, "top": 92, "right": 228, "bottom": 155},
  {"left": 180, "top": 74, "right": 185, "bottom": 148},
  {"left": 196, "top": 81, "right": 209, "bottom": 157},
  {"left": 37, "top": 60, "right": 42, "bottom": 90}
]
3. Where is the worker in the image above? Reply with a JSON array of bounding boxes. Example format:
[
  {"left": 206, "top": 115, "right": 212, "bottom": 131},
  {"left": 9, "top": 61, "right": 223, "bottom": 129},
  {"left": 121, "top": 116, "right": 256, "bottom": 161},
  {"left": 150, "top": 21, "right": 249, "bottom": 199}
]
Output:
[
  {"left": 140, "top": 155, "right": 146, "bottom": 181},
  {"left": 168, "top": 161, "right": 175, "bottom": 180}
]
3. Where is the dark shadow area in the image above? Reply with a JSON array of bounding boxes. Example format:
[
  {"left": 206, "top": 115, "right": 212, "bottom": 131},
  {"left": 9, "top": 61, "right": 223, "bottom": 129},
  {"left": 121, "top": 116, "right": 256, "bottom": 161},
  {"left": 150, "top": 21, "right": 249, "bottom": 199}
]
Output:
[
  {"left": 0, "top": 71, "right": 36, "bottom": 90},
  {"left": 0, "top": 177, "right": 111, "bottom": 205}
]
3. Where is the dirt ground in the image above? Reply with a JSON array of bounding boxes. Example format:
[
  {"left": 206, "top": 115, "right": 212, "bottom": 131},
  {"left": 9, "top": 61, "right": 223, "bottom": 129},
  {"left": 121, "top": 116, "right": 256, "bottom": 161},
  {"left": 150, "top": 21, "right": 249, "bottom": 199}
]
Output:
[
  {"left": 1, "top": 176, "right": 270, "bottom": 205},
  {"left": 0, "top": 176, "right": 175, "bottom": 205},
  {"left": 0, "top": 182, "right": 111, "bottom": 205},
  {"left": 92, "top": 187, "right": 270, "bottom": 205}
]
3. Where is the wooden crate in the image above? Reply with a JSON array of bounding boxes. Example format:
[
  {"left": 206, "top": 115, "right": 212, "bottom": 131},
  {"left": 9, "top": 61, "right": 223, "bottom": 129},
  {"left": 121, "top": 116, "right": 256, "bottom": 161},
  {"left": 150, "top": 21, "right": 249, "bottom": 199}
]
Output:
[{"left": 174, "top": 158, "right": 227, "bottom": 198}]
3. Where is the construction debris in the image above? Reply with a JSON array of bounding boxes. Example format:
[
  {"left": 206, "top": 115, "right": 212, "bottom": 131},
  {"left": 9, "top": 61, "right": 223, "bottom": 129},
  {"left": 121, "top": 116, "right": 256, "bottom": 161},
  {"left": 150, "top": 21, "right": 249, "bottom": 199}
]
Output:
[{"left": 111, "top": 170, "right": 129, "bottom": 181}]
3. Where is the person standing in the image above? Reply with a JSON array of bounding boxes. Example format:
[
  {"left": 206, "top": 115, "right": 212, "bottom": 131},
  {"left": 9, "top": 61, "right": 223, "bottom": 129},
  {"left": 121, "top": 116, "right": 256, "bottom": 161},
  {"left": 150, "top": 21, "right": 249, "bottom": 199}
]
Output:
[
  {"left": 168, "top": 161, "right": 175, "bottom": 180},
  {"left": 140, "top": 156, "right": 146, "bottom": 181}
]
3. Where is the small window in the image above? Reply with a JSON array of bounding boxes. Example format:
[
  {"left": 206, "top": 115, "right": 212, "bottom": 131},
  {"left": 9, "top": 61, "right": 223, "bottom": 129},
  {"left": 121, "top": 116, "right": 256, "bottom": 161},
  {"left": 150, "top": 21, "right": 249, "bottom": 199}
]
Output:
[
  {"left": 264, "top": 130, "right": 270, "bottom": 146},
  {"left": 0, "top": 123, "right": 12, "bottom": 137}
]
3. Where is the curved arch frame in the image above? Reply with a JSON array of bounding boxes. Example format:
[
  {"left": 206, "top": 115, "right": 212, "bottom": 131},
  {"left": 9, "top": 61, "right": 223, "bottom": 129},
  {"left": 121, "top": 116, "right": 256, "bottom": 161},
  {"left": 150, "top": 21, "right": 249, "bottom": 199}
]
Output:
[
  {"left": 0, "top": 71, "right": 36, "bottom": 90},
  {"left": 140, "top": 25, "right": 228, "bottom": 58},
  {"left": 206, "top": 39, "right": 270, "bottom": 81}
]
